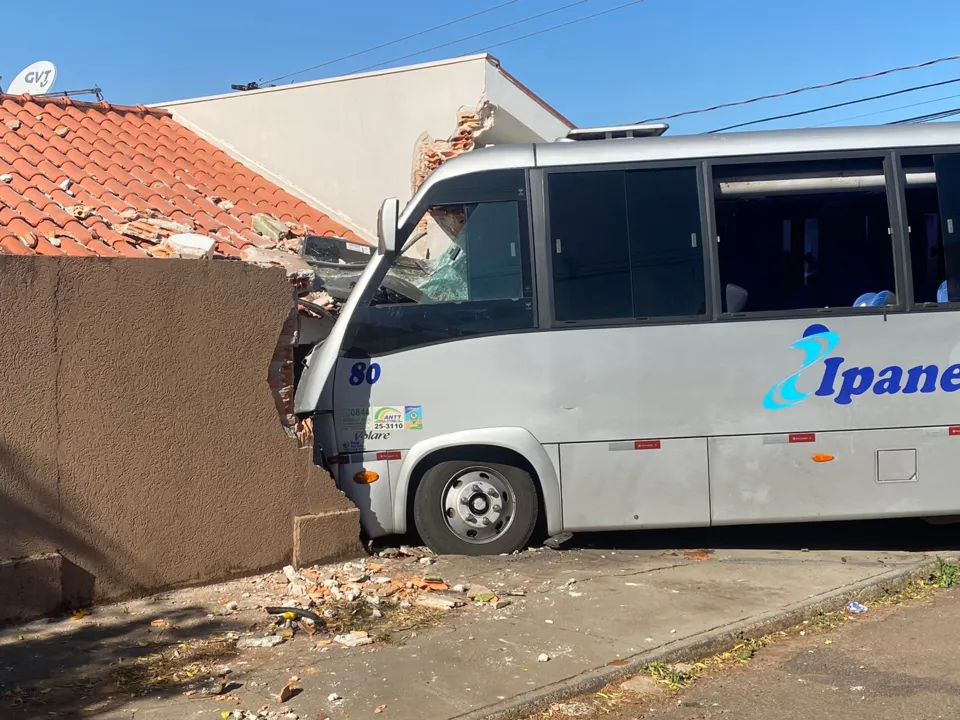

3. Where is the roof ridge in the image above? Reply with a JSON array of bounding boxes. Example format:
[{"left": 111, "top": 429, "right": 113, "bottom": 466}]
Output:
[{"left": 0, "top": 93, "right": 172, "bottom": 118}]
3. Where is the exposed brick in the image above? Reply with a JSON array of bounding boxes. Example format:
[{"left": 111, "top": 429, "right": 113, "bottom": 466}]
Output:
[{"left": 411, "top": 101, "right": 494, "bottom": 197}]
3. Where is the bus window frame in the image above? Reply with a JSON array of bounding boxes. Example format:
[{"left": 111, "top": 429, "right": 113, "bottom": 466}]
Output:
[
  {"left": 340, "top": 169, "right": 541, "bottom": 358},
  {"left": 703, "top": 148, "right": 909, "bottom": 323},
  {"left": 893, "top": 146, "right": 960, "bottom": 314},
  {"left": 539, "top": 158, "right": 716, "bottom": 329}
]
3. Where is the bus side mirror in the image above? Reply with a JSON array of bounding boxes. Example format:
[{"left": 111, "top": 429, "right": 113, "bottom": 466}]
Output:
[{"left": 377, "top": 198, "right": 399, "bottom": 255}]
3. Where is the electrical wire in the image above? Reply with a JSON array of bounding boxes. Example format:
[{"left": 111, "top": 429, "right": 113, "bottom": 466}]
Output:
[
  {"left": 887, "top": 106, "right": 960, "bottom": 124},
  {"left": 640, "top": 53, "right": 960, "bottom": 123},
  {"left": 467, "top": 0, "right": 649, "bottom": 55},
  {"left": 809, "top": 92, "right": 960, "bottom": 127},
  {"left": 352, "top": 0, "right": 599, "bottom": 74},
  {"left": 706, "top": 77, "right": 960, "bottom": 133},
  {"left": 259, "top": 0, "right": 522, "bottom": 86}
]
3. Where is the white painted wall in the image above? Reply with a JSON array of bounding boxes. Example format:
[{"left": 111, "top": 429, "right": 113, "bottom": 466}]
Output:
[{"left": 157, "top": 55, "right": 572, "bottom": 241}]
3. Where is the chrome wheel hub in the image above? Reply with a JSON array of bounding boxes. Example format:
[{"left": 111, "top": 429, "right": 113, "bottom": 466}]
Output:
[{"left": 441, "top": 467, "right": 514, "bottom": 544}]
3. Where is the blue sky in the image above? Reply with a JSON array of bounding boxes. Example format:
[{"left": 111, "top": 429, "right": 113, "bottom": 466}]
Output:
[{"left": 4, "top": 0, "right": 960, "bottom": 134}]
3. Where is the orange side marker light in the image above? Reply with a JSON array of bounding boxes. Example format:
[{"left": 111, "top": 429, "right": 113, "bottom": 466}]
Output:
[
  {"left": 812, "top": 454, "right": 834, "bottom": 463},
  {"left": 353, "top": 470, "right": 380, "bottom": 484}
]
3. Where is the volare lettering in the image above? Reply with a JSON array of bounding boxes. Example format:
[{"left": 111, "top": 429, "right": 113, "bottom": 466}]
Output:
[
  {"left": 764, "top": 323, "right": 960, "bottom": 410},
  {"left": 355, "top": 431, "right": 390, "bottom": 441}
]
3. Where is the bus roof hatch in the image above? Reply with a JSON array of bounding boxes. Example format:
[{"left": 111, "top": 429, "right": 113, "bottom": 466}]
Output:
[{"left": 562, "top": 123, "right": 669, "bottom": 142}]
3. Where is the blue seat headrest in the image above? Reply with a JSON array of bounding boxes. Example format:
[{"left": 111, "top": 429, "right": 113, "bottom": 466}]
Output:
[{"left": 870, "top": 290, "right": 896, "bottom": 306}]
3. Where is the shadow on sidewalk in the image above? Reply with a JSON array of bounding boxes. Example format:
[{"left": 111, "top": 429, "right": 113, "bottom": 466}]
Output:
[{"left": 0, "top": 604, "right": 245, "bottom": 718}]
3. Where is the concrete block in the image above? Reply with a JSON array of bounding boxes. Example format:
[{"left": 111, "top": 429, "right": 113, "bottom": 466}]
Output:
[
  {"left": 0, "top": 553, "right": 62, "bottom": 623},
  {"left": 293, "top": 509, "right": 363, "bottom": 568}
]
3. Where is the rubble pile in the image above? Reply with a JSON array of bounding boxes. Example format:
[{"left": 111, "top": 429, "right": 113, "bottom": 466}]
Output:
[{"left": 228, "top": 550, "right": 477, "bottom": 647}]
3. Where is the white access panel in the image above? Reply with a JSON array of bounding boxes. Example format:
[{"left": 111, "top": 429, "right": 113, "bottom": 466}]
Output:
[
  {"left": 559, "top": 437, "right": 710, "bottom": 531},
  {"left": 708, "top": 427, "right": 960, "bottom": 525}
]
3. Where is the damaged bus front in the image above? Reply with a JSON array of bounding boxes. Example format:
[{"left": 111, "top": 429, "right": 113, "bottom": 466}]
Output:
[{"left": 293, "top": 144, "right": 547, "bottom": 555}]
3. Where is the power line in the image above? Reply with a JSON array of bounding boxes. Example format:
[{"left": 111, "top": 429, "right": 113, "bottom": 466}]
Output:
[
  {"left": 466, "top": 0, "right": 649, "bottom": 55},
  {"left": 640, "top": 53, "right": 960, "bottom": 123},
  {"left": 706, "top": 76, "right": 960, "bottom": 133},
  {"left": 810, "top": 92, "right": 960, "bottom": 127},
  {"left": 887, "top": 106, "right": 960, "bottom": 124},
  {"left": 352, "top": 0, "right": 598, "bottom": 74},
  {"left": 258, "top": 0, "right": 522, "bottom": 86}
]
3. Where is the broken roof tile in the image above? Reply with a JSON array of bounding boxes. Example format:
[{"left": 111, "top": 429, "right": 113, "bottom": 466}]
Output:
[{"left": 0, "top": 93, "right": 368, "bottom": 258}]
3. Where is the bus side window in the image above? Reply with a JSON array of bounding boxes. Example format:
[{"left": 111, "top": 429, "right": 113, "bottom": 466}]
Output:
[
  {"left": 902, "top": 153, "right": 960, "bottom": 305},
  {"left": 713, "top": 156, "right": 895, "bottom": 314},
  {"left": 547, "top": 166, "right": 706, "bottom": 323}
]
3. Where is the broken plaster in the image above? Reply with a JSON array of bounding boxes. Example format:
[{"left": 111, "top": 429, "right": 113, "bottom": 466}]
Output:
[
  {"left": 409, "top": 99, "right": 496, "bottom": 260},
  {"left": 411, "top": 98, "right": 496, "bottom": 197}
]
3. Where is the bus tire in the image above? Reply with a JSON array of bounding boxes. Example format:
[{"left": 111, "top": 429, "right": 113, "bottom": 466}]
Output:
[{"left": 413, "top": 459, "right": 539, "bottom": 556}]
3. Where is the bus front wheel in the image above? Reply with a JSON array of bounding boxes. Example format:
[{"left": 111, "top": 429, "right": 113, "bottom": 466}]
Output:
[{"left": 413, "top": 460, "right": 539, "bottom": 555}]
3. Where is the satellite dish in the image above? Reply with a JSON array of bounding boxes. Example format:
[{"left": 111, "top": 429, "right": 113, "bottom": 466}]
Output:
[{"left": 7, "top": 61, "right": 57, "bottom": 95}]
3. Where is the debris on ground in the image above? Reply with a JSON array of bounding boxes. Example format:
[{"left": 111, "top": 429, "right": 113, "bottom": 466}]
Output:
[
  {"left": 237, "top": 635, "right": 286, "bottom": 649},
  {"left": 0, "top": 546, "right": 527, "bottom": 712},
  {"left": 543, "top": 532, "right": 574, "bottom": 549},
  {"left": 334, "top": 630, "right": 373, "bottom": 647},
  {"left": 414, "top": 592, "right": 466, "bottom": 611},
  {"left": 682, "top": 549, "right": 714, "bottom": 561},
  {"left": 538, "top": 653, "right": 551, "bottom": 662},
  {"left": 113, "top": 635, "right": 240, "bottom": 698},
  {"left": 199, "top": 666, "right": 233, "bottom": 696},
  {"left": 621, "top": 674, "right": 662, "bottom": 694},
  {"left": 223, "top": 551, "right": 506, "bottom": 650},
  {"left": 846, "top": 601, "right": 868, "bottom": 614},
  {"left": 278, "top": 675, "right": 301, "bottom": 702},
  {"left": 552, "top": 701, "right": 593, "bottom": 716}
]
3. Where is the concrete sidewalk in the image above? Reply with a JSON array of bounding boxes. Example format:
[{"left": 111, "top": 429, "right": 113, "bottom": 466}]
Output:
[{"left": 0, "top": 542, "right": 936, "bottom": 720}]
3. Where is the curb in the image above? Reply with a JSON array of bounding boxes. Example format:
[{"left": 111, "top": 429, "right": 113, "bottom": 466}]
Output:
[{"left": 451, "top": 557, "right": 942, "bottom": 720}]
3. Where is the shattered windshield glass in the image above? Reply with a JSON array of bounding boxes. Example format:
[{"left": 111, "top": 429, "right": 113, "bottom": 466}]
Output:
[
  {"left": 394, "top": 206, "right": 469, "bottom": 303},
  {"left": 338, "top": 168, "right": 535, "bottom": 356}
]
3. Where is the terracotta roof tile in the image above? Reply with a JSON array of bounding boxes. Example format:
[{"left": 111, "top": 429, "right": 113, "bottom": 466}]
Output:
[
  {"left": 34, "top": 237, "right": 63, "bottom": 256},
  {"left": 0, "top": 93, "right": 367, "bottom": 258},
  {"left": 86, "top": 238, "right": 120, "bottom": 257},
  {"left": 1, "top": 235, "right": 32, "bottom": 254}
]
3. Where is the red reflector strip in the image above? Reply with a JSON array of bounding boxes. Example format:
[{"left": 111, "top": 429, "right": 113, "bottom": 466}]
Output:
[
  {"left": 634, "top": 440, "right": 661, "bottom": 450},
  {"left": 377, "top": 451, "right": 402, "bottom": 461},
  {"left": 789, "top": 433, "right": 816, "bottom": 443},
  {"left": 950, "top": 426, "right": 960, "bottom": 436}
]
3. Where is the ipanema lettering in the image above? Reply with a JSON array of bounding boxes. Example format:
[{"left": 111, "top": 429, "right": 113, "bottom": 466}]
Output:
[{"left": 763, "top": 323, "right": 960, "bottom": 410}]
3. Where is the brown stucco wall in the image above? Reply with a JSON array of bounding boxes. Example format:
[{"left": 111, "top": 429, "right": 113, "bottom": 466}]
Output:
[{"left": 0, "top": 257, "right": 361, "bottom": 622}]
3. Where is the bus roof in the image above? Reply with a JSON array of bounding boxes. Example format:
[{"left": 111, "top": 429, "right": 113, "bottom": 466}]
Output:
[{"left": 401, "top": 122, "right": 960, "bottom": 226}]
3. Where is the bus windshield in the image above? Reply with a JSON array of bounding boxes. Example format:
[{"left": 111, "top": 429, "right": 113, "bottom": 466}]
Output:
[{"left": 343, "top": 169, "right": 535, "bottom": 357}]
